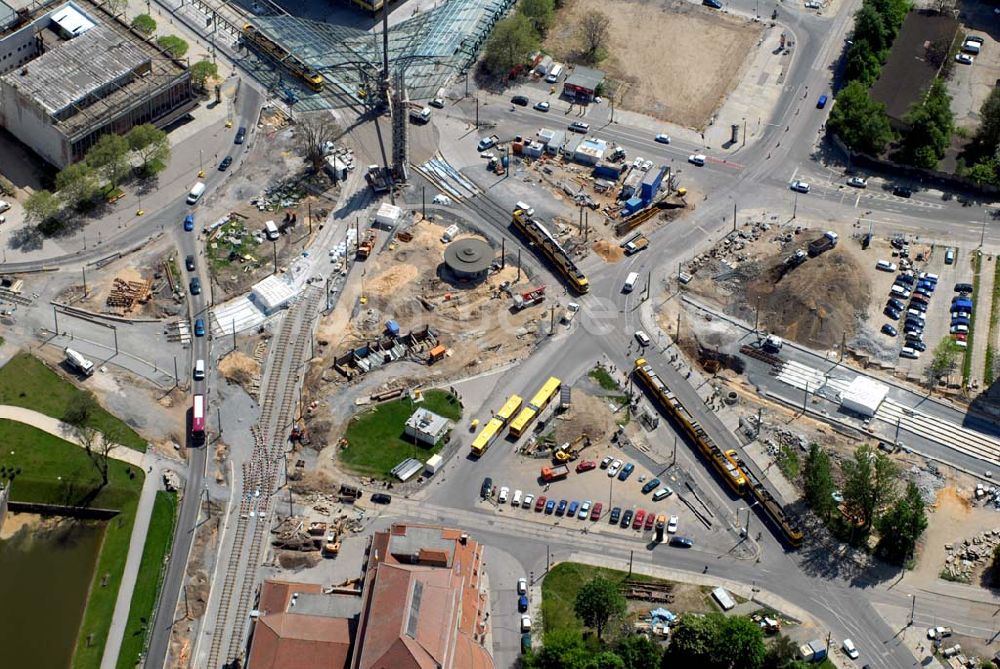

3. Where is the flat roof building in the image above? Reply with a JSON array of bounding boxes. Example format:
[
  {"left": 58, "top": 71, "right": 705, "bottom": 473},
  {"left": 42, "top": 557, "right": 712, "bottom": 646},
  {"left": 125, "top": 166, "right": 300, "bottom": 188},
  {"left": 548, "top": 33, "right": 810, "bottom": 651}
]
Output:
[
  {"left": 404, "top": 408, "right": 451, "bottom": 446},
  {"left": 839, "top": 376, "right": 889, "bottom": 418},
  {"left": 0, "top": 0, "right": 195, "bottom": 168},
  {"left": 563, "top": 66, "right": 604, "bottom": 102}
]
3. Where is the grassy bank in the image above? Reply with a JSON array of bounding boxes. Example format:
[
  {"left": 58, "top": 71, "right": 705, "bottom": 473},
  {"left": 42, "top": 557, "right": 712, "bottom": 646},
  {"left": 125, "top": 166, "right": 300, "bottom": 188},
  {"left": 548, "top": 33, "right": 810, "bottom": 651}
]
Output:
[
  {"left": 0, "top": 352, "right": 146, "bottom": 451},
  {"left": 116, "top": 491, "right": 177, "bottom": 669},
  {"left": 0, "top": 419, "right": 144, "bottom": 668},
  {"left": 964, "top": 253, "right": 983, "bottom": 387},
  {"left": 588, "top": 366, "right": 620, "bottom": 391},
  {"left": 985, "top": 258, "right": 1000, "bottom": 386},
  {"left": 341, "top": 389, "right": 461, "bottom": 478},
  {"left": 542, "top": 562, "right": 669, "bottom": 635}
]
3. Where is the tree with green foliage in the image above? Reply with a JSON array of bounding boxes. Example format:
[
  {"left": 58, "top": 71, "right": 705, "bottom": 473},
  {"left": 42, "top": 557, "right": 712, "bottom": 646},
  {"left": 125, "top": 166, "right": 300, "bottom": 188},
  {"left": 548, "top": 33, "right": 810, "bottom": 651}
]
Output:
[
  {"left": 525, "top": 629, "right": 591, "bottom": 669},
  {"left": 928, "top": 336, "right": 960, "bottom": 382},
  {"left": 663, "top": 612, "right": 722, "bottom": 666},
  {"left": 190, "top": 60, "right": 219, "bottom": 91},
  {"left": 23, "top": 189, "right": 61, "bottom": 227},
  {"left": 852, "top": 6, "right": 890, "bottom": 54},
  {"left": 587, "top": 653, "right": 626, "bottom": 669},
  {"left": 126, "top": 124, "right": 170, "bottom": 178},
  {"left": 519, "top": 0, "right": 556, "bottom": 35},
  {"left": 974, "top": 88, "right": 1000, "bottom": 156},
  {"left": 86, "top": 133, "right": 131, "bottom": 188},
  {"left": 965, "top": 158, "right": 1000, "bottom": 186},
  {"left": 803, "top": 443, "right": 835, "bottom": 518},
  {"left": 55, "top": 162, "right": 100, "bottom": 208},
  {"left": 482, "top": 14, "right": 540, "bottom": 76},
  {"left": 62, "top": 391, "right": 99, "bottom": 429},
  {"left": 614, "top": 634, "right": 662, "bottom": 669},
  {"left": 130, "top": 14, "right": 156, "bottom": 36},
  {"left": 843, "top": 40, "right": 883, "bottom": 86},
  {"left": 868, "top": 0, "right": 909, "bottom": 35},
  {"left": 898, "top": 78, "right": 954, "bottom": 169},
  {"left": 842, "top": 444, "right": 898, "bottom": 534},
  {"left": 156, "top": 35, "right": 189, "bottom": 59},
  {"left": 717, "top": 616, "right": 766, "bottom": 669},
  {"left": 574, "top": 576, "right": 626, "bottom": 641},
  {"left": 876, "top": 481, "right": 928, "bottom": 564},
  {"left": 764, "top": 634, "right": 802, "bottom": 669},
  {"left": 827, "top": 81, "right": 894, "bottom": 154}
]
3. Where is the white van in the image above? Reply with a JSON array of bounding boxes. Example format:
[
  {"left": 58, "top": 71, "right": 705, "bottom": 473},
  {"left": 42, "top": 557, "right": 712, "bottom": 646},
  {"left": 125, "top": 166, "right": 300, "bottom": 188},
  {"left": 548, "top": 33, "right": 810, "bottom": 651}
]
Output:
[
  {"left": 545, "top": 64, "right": 563, "bottom": 83},
  {"left": 876, "top": 260, "right": 897, "bottom": 272},
  {"left": 623, "top": 272, "right": 639, "bottom": 293},
  {"left": 511, "top": 489, "right": 522, "bottom": 506},
  {"left": 194, "top": 359, "right": 205, "bottom": 380},
  {"left": 186, "top": 181, "right": 206, "bottom": 204},
  {"left": 264, "top": 220, "right": 279, "bottom": 241},
  {"left": 515, "top": 201, "right": 535, "bottom": 216}
]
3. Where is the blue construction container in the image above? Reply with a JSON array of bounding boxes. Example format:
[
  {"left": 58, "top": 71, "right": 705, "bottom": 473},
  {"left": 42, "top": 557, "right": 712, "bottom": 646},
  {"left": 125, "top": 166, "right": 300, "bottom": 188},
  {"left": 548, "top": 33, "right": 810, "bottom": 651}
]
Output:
[
  {"left": 640, "top": 166, "right": 666, "bottom": 202},
  {"left": 593, "top": 162, "right": 624, "bottom": 180},
  {"left": 624, "top": 197, "right": 644, "bottom": 215},
  {"left": 386, "top": 320, "right": 400, "bottom": 336}
]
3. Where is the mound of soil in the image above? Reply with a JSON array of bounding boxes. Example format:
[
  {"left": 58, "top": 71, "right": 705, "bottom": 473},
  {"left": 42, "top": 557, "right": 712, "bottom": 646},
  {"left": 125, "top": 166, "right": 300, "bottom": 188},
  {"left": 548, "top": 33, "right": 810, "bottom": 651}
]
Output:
[{"left": 745, "top": 250, "right": 869, "bottom": 349}]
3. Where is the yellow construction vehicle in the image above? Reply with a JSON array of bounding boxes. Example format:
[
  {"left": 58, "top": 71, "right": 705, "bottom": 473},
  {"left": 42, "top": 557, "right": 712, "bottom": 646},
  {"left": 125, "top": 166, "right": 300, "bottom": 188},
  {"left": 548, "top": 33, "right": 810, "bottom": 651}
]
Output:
[{"left": 553, "top": 433, "right": 590, "bottom": 462}]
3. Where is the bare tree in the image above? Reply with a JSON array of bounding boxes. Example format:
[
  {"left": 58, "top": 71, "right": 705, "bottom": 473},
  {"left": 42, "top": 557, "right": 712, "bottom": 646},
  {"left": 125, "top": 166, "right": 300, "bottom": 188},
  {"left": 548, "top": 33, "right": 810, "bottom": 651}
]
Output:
[
  {"left": 578, "top": 11, "right": 611, "bottom": 64},
  {"left": 77, "top": 425, "right": 119, "bottom": 488},
  {"left": 297, "top": 116, "right": 344, "bottom": 173}
]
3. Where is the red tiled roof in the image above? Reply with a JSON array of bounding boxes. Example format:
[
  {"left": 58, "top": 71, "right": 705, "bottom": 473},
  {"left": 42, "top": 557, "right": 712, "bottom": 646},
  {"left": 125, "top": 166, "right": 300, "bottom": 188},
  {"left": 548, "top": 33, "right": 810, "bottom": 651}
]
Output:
[{"left": 247, "top": 613, "right": 352, "bottom": 669}]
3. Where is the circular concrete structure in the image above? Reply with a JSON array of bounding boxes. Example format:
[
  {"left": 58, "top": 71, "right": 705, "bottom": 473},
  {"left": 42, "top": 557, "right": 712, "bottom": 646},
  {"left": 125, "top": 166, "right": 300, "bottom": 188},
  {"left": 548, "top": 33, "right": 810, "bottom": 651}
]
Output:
[{"left": 443, "top": 237, "right": 494, "bottom": 280}]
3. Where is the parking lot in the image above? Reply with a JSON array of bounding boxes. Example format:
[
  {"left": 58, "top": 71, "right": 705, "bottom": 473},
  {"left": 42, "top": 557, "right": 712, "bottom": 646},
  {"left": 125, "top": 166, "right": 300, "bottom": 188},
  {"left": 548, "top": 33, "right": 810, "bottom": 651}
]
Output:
[
  {"left": 479, "top": 447, "right": 705, "bottom": 544},
  {"left": 949, "top": 10, "right": 1000, "bottom": 132},
  {"left": 867, "top": 238, "right": 975, "bottom": 376}
]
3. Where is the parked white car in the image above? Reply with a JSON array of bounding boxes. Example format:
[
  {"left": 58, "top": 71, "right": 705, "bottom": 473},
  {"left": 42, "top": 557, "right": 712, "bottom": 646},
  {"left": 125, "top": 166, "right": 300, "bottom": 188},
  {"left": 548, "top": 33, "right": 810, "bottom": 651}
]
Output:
[
  {"left": 790, "top": 180, "right": 810, "bottom": 193},
  {"left": 607, "top": 459, "right": 623, "bottom": 477},
  {"left": 498, "top": 486, "right": 509, "bottom": 504}
]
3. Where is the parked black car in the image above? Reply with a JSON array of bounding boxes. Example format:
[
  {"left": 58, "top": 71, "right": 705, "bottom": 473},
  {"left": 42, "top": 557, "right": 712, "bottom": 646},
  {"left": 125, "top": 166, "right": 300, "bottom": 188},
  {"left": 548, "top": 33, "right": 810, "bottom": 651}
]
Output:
[
  {"left": 480, "top": 477, "right": 493, "bottom": 499},
  {"left": 371, "top": 493, "right": 392, "bottom": 504}
]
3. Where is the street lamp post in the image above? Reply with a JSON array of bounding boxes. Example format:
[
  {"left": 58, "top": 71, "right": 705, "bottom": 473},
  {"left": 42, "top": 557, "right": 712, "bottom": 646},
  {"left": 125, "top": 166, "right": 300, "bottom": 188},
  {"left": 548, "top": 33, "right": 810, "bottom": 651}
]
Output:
[{"left": 908, "top": 594, "right": 915, "bottom": 626}]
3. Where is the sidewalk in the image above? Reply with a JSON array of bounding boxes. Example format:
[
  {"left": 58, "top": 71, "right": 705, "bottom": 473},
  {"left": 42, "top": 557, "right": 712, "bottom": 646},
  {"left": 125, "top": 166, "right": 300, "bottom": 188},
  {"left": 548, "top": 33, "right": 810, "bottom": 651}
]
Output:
[
  {"left": 100, "top": 452, "right": 165, "bottom": 669},
  {"left": 0, "top": 405, "right": 145, "bottom": 466}
]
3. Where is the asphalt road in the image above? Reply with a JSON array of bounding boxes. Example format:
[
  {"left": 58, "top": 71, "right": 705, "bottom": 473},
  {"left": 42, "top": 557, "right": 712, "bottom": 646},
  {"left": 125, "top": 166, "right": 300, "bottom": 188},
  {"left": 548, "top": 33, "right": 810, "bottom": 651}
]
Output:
[{"left": 143, "top": 84, "right": 264, "bottom": 669}]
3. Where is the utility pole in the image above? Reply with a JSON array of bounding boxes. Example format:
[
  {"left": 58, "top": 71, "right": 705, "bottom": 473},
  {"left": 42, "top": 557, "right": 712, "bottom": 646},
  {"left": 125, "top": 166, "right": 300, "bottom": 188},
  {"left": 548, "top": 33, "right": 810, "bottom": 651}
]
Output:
[
  {"left": 475, "top": 96, "right": 479, "bottom": 129},
  {"left": 308, "top": 202, "right": 313, "bottom": 236},
  {"left": 501, "top": 238, "right": 506, "bottom": 269},
  {"left": 895, "top": 416, "right": 901, "bottom": 444},
  {"left": 549, "top": 305, "right": 555, "bottom": 335},
  {"left": 53, "top": 305, "right": 59, "bottom": 334},
  {"left": 909, "top": 594, "right": 915, "bottom": 626},
  {"left": 742, "top": 118, "right": 747, "bottom": 147},
  {"left": 325, "top": 276, "right": 331, "bottom": 312},
  {"left": 113, "top": 326, "right": 118, "bottom": 355},
  {"left": 82, "top": 266, "right": 87, "bottom": 297},
  {"left": 756, "top": 407, "right": 762, "bottom": 438},
  {"left": 232, "top": 319, "right": 237, "bottom": 351},
  {"left": 793, "top": 192, "right": 798, "bottom": 219},
  {"left": 840, "top": 331, "right": 846, "bottom": 362},
  {"left": 628, "top": 550, "right": 634, "bottom": 577},
  {"left": 744, "top": 508, "right": 751, "bottom": 537},
  {"left": 733, "top": 201, "right": 737, "bottom": 232},
  {"left": 676, "top": 311, "right": 681, "bottom": 340},
  {"left": 672, "top": 434, "right": 677, "bottom": 465},
  {"left": 754, "top": 297, "right": 761, "bottom": 332},
  {"left": 803, "top": 381, "right": 809, "bottom": 413},
  {"left": 517, "top": 249, "right": 522, "bottom": 281},
  {"left": 173, "top": 356, "right": 178, "bottom": 386},
  {"left": 421, "top": 186, "right": 426, "bottom": 219}
]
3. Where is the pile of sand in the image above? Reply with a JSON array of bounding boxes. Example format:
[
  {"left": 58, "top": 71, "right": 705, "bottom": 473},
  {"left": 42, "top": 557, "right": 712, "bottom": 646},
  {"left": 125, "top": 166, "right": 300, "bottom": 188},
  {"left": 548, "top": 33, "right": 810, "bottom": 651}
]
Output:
[
  {"left": 745, "top": 250, "right": 870, "bottom": 349},
  {"left": 554, "top": 392, "right": 619, "bottom": 444},
  {"left": 367, "top": 265, "right": 419, "bottom": 296},
  {"left": 218, "top": 351, "right": 260, "bottom": 385},
  {"left": 592, "top": 240, "right": 624, "bottom": 263}
]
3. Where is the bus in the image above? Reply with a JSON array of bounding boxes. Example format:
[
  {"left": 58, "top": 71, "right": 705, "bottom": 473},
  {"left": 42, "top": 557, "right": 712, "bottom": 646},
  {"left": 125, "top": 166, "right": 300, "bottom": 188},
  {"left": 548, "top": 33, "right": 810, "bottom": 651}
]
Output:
[
  {"left": 192, "top": 394, "right": 205, "bottom": 444},
  {"left": 470, "top": 419, "right": 503, "bottom": 457},
  {"left": 508, "top": 377, "right": 561, "bottom": 438},
  {"left": 470, "top": 395, "right": 523, "bottom": 457}
]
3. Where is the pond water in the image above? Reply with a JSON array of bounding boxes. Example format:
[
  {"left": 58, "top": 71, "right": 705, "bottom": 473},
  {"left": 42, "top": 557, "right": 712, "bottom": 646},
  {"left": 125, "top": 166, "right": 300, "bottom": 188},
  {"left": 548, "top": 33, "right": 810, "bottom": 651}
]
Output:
[{"left": 0, "top": 512, "right": 106, "bottom": 669}]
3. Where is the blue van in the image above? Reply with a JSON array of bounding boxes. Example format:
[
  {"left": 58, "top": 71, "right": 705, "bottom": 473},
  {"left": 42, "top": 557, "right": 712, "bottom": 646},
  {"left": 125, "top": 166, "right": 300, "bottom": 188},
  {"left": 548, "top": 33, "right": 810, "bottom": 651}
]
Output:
[
  {"left": 951, "top": 316, "right": 970, "bottom": 327},
  {"left": 817, "top": 95, "right": 829, "bottom": 109}
]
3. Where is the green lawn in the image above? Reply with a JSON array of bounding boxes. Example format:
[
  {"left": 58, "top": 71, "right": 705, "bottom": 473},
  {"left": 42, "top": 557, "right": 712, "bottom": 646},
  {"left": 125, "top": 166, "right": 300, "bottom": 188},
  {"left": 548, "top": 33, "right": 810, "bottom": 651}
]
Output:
[
  {"left": 0, "top": 352, "right": 146, "bottom": 451},
  {"left": 116, "top": 491, "right": 177, "bottom": 669},
  {"left": 963, "top": 253, "right": 983, "bottom": 386},
  {"left": 588, "top": 366, "right": 620, "bottom": 391},
  {"left": 341, "top": 389, "right": 462, "bottom": 478},
  {"left": 0, "top": 419, "right": 144, "bottom": 669},
  {"left": 541, "top": 562, "right": 668, "bottom": 635}
]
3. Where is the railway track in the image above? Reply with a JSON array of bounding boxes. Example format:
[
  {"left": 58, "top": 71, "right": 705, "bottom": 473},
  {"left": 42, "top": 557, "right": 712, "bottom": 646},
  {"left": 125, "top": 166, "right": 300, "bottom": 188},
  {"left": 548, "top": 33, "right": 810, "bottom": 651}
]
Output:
[{"left": 206, "top": 287, "right": 320, "bottom": 668}]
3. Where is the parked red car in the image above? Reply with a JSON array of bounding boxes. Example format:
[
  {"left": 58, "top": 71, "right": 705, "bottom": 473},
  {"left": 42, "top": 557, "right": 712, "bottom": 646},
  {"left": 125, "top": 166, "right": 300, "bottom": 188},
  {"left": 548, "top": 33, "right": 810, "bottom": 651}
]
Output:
[
  {"left": 590, "top": 502, "right": 603, "bottom": 520},
  {"left": 643, "top": 510, "right": 656, "bottom": 531},
  {"left": 633, "top": 509, "right": 646, "bottom": 529},
  {"left": 576, "top": 460, "right": 597, "bottom": 473},
  {"left": 535, "top": 495, "right": 547, "bottom": 512}
]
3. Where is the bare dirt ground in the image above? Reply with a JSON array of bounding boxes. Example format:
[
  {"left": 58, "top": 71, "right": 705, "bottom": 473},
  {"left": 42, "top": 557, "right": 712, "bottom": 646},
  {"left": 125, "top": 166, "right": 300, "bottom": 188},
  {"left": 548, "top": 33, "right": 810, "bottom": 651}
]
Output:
[
  {"left": 681, "top": 220, "right": 870, "bottom": 349},
  {"left": 544, "top": 0, "right": 763, "bottom": 128}
]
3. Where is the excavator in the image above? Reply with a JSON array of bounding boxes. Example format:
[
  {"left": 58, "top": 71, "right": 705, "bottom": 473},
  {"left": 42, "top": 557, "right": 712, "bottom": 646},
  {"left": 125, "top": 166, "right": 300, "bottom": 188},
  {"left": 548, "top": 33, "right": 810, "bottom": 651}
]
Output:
[{"left": 553, "top": 433, "right": 591, "bottom": 462}]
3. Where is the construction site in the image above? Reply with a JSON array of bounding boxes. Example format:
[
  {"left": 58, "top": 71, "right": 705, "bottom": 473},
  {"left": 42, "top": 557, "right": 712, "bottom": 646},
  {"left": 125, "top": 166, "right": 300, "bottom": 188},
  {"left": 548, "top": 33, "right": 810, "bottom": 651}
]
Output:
[{"left": 672, "top": 216, "right": 872, "bottom": 352}]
